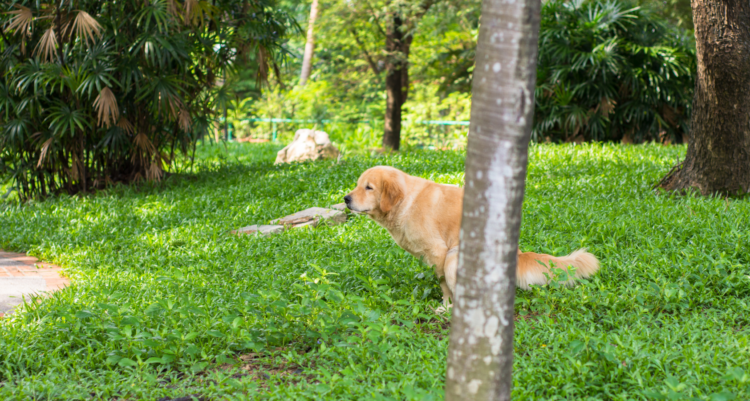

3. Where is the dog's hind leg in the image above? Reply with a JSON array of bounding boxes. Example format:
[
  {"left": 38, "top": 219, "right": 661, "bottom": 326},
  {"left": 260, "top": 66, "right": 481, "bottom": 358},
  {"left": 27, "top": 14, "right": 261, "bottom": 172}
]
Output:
[
  {"left": 433, "top": 247, "right": 459, "bottom": 314},
  {"left": 443, "top": 247, "right": 458, "bottom": 303}
]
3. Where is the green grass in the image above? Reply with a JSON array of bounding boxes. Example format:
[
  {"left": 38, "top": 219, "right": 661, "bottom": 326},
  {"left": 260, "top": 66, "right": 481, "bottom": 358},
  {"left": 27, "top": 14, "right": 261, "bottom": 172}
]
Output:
[{"left": 1, "top": 142, "right": 749, "bottom": 400}]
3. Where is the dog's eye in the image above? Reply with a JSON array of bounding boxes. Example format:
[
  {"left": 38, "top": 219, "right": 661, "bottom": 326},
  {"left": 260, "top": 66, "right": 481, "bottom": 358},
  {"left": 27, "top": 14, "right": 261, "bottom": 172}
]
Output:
[{"left": 365, "top": 185, "right": 373, "bottom": 190}]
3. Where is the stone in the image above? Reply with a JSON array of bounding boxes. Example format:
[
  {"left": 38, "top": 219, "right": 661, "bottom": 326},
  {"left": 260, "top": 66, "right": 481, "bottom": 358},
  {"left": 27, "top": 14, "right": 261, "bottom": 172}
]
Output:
[
  {"left": 274, "top": 129, "right": 340, "bottom": 164},
  {"left": 290, "top": 220, "right": 317, "bottom": 229},
  {"left": 273, "top": 207, "right": 347, "bottom": 227},
  {"left": 330, "top": 203, "right": 347, "bottom": 211},
  {"left": 231, "top": 225, "right": 285, "bottom": 236}
]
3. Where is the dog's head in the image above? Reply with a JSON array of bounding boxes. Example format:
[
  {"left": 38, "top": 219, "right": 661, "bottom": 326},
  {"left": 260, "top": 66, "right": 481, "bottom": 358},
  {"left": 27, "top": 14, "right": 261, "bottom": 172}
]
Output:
[{"left": 344, "top": 166, "right": 405, "bottom": 217}]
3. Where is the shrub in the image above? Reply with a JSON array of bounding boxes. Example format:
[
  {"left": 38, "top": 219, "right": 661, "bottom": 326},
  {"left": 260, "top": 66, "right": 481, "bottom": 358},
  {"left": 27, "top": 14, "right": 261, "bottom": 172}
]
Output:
[
  {"left": 534, "top": 0, "right": 696, "bottom": 143},
  {"left": 0, "top": 0, "right": 295, "bottom": 201}
]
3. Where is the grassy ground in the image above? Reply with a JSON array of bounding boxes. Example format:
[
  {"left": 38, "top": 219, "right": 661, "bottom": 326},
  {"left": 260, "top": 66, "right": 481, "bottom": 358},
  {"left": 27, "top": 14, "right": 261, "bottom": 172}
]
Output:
[{"left": 1, "top": 142, "right": 749, "bottom": 400}]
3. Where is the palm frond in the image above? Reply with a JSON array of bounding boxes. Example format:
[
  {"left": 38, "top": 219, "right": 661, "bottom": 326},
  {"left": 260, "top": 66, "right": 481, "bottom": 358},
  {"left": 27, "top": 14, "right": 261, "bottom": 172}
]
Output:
[
  {"left": 133, "top": 133, "right": 156, "bottom": 158},
  {"left": 116, "top": 116, "right": 134, "bottom": 134},
  {"left": 70, "top": 10, "right": 102, "bottom": 46},
  {"left": 37, "top": 137, "right": 53, "bottom": 168},
  {"left": 5, "top": 6, "right": 33, "bottom": 35},
  {"left": 6, "top": 5, "right": 34, "bottom": 54},
  {"left": 167, "top": 0, "right": 181, "bottom": 18},
  {"left": 34, "top": 27, "right": 58, "bottom": 63},
  {"left": 146, "top": 155, "right": 164, "bottom": 181},
  {"left": 178, "top": 108, "right": 192, "bottom": 131},
  {"left": 93, "top": 87, "right": 119, "bottom": 127}
]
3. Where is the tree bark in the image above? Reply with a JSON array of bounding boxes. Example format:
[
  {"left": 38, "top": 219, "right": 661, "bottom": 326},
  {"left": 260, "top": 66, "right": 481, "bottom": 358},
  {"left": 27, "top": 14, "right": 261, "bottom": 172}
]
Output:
[
  {"left": 383, "top": 13, "right": 406, "bottom": 151},
  {"left": 299, "top": 0, "right": 319, "bottom": 86},
  {"left": 444, "top": 0, "right": 541, "bottom": 400},
  {"left": 659, "top": 0, "right": 750, "bottom": 195}
]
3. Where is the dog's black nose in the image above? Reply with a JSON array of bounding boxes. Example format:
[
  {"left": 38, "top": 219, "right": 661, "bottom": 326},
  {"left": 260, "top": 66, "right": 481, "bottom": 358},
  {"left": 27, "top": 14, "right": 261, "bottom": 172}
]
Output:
[{"left": 344, "top": 195, "right": 352, "bottom": 204}]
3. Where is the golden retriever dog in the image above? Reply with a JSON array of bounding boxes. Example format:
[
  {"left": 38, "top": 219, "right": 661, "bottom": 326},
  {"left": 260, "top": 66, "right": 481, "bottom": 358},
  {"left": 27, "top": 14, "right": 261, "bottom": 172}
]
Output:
[{"left": 344, "top": 166, "right": 599, "bottom": 309}]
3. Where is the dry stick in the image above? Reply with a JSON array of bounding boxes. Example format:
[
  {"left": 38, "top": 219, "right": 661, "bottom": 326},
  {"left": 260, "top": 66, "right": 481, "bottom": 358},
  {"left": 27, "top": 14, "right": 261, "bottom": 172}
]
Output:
[{"left": 652, "top": 161, "right": 684, "bottom": 190}]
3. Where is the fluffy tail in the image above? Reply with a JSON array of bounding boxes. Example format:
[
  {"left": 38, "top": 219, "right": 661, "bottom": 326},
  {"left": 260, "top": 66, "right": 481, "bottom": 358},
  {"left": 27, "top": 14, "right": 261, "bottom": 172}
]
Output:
[{"left": 516, "top": 248, "right": 599, "bottom": 290}]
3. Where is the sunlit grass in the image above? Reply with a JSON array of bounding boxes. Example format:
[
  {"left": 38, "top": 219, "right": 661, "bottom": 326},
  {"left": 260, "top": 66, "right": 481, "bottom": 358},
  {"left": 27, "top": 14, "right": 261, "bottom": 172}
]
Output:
[{"left": 1, "top": 142, "right": 748, "bottom": 400}]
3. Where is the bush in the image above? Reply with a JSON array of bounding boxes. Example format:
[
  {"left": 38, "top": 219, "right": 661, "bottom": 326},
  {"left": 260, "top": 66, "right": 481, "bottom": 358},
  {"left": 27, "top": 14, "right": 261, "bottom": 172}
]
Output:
[
  {"left": 534, "top": 0, "right": 696, "bottom": 143},
  {"left": 0, "top": 0, "right": 295, "bottom": 201}
]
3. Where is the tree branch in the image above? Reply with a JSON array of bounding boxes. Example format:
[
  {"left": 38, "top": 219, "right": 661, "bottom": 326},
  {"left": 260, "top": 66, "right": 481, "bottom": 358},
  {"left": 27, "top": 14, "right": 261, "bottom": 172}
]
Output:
[
  {"left": 349, "top": 28, "right": 381, "bottom": 76},
  {"left": 362, "top": 0, "right": 388, "bottom": 38},
  {"left": 415, "top": 0, "right": 436, "bottom": 21}
]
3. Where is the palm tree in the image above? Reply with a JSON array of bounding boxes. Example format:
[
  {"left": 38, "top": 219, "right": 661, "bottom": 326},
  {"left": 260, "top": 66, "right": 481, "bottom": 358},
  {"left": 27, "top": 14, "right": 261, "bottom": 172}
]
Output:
[
  {"left": 444, "top": 0, "right": 541, "bottom": 399},
  {"left": 1, "top": 0, "right": 296, "bottom": 200}
]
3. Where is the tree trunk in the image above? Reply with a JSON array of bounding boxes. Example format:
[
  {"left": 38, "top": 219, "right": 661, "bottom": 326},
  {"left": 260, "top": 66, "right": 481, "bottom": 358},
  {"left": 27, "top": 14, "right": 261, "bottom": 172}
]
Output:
[
  {"left": 299, "top": 0, "right": 319, "bottom": 86},
  {"left": 659, "top": 0, "right": 750, "bottom": 195},
  {"left": 444, "top": 0, "right": 541, "bottom": 400},
  {"left": 383, "top": 14, "right": 406, "bottom": 151}
]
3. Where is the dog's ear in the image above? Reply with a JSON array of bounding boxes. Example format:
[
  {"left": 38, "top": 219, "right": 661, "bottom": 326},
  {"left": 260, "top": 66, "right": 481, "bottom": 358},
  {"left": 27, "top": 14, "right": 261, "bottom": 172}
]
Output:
[{"left": 380, "top": 178, "right": 404, "bottom": 213}]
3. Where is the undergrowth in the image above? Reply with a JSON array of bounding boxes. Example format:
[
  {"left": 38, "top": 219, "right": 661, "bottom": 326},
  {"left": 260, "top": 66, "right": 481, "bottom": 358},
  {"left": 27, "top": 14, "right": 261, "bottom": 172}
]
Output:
[{"left": 0, "top": 142, "right": 748, "bottom": 400}]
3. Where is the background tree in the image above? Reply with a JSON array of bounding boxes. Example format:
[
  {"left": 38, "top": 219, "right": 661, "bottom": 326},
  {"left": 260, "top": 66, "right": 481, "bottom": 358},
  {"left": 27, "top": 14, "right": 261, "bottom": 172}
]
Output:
[
  {"left": 341, "top": 0, "right": 437, "bottom": 151},
  {"left": 445, "top": 0, "right": 540, "bottom": 399},
  {"left": 0, "top": 0, "right": 295, "bottom": 201},
  {"left": 299, "top": 0, "right": 319, "bottom": 86},
  {"left": 658, "top": 0, "right": 750, "bottom": 195},
  {"left": 239, "top": 0, "right": 480, "bottom": 147},
  {"left": 242, "top": 0, "right": 697, "bottom": 149}
]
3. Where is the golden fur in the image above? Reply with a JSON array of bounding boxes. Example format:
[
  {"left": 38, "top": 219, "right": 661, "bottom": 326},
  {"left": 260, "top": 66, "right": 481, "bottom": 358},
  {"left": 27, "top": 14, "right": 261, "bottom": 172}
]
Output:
[{"left": 344, "top": 166, "right": 599, "bottom": 307}]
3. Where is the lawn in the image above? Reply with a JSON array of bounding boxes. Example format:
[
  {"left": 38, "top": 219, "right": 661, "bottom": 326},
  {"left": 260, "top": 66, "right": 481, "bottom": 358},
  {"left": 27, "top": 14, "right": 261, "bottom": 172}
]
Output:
[{"left": 1, "top": 142, "right": 748, "bottom": 400}]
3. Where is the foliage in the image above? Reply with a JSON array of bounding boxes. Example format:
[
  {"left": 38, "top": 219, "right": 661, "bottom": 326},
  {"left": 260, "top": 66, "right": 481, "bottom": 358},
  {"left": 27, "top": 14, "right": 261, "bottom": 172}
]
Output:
[
  {"left": 243, "top": 0, "right": 696, "bottom": 147},
  {"left": 228, "top": 81, "right": 470, "bottom": 153},
  {"left": 0, "top": 0, "right": 296, "bottom": 201},
  {"left": 534, "top": 0, "right": 696, "bottom": 143},
  {"left": 1, "top": 143, "right": 749, "bottom": 399},
  {"left": 640, "top": 0, "right": 693, "bottom": 30},
  {"left": 230, "top": 0, "right": 479, "bottom": 149}
]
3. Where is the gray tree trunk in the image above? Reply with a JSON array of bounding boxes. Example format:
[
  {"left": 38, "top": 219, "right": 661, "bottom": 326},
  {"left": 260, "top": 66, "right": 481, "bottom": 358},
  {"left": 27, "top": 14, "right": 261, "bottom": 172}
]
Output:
[
  {"left": 299, "top": 0, "right": 319, "bottom": 86},
  {"left": 659, "top": 0, "right": 750, "bottom": 195},
  {"left": 444, "top": 0, "right": 541, "bottom": 400}
]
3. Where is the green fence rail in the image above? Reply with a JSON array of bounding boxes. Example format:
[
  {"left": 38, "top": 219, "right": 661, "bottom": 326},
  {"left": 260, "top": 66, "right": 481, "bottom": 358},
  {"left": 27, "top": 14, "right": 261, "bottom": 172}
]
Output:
[{"left": 223, "top": 118, "right": 470, "bottom": 142}]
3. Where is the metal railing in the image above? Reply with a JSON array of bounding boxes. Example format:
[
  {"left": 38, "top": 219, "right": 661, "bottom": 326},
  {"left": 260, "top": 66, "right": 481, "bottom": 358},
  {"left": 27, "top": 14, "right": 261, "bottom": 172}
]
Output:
[{"left": 225, "top": 118, "right": 470, "bottom": 142}]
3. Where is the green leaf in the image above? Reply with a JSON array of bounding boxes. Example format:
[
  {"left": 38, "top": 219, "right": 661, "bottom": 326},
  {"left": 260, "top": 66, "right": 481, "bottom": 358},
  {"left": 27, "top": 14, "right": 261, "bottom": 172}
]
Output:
[
  {"left": 144, "top": 303, "right": 163, "bottom": 316},
  {"left": 568, "top": 340, "right": 585, "bottom": 356},
  {"left": 184, "top": 332, "right": 199, "bottom": 341},
  {"left": 75, "top": 311, "right": 94, "bottom": 319},
  {"left": 642, "top": 390, "right": 666, "bottom": 400},
  {"left": 709, "top": 393, "right": 736, "bottom": 401},
  {"left": 118, "top": 358, "right": 138, "bottom": 367},
  {"left": 106, "top": 355, "right": 122, "bottom": 365}
]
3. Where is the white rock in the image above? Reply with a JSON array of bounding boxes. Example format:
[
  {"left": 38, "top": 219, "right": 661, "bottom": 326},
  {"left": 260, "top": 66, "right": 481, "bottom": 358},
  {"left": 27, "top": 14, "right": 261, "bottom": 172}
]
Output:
[{"left": 274, "top": 129, "right": 340, "bottom": 164}]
